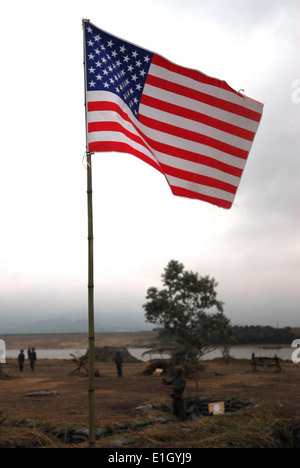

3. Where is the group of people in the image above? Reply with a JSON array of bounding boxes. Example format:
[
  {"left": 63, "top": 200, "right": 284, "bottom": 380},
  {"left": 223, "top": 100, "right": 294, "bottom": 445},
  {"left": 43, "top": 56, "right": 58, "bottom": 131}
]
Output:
[
  {"left": 19, "top": 346, "right": 187, "bottom": 420},
  {"left": 17, "top": 348, "right": 37, "bottom": 372}
]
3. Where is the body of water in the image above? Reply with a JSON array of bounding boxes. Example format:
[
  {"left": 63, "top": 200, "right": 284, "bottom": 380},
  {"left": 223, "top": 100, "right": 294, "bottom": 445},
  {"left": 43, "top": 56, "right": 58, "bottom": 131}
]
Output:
[{"left": 4, "top": 346, "right": 295, "bottom": 362}]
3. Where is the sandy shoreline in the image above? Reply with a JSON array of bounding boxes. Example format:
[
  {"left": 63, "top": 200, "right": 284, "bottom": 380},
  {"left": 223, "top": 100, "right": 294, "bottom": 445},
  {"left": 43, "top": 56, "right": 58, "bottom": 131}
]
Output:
[{"left": 1, "top": 331, "right": 160, "bottom": 350}]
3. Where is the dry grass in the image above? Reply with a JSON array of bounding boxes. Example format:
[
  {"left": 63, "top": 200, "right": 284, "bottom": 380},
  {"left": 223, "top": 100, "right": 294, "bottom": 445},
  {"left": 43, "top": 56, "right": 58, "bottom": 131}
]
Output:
[{"left": 0, "top": 400, "right": 295, "bottom": 448}]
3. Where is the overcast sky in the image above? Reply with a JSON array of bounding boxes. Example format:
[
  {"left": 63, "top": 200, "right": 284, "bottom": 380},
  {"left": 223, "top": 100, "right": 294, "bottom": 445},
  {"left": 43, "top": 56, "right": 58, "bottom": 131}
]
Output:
[{"left": 0, "top": 0, "right": 299, "bottom": 331}]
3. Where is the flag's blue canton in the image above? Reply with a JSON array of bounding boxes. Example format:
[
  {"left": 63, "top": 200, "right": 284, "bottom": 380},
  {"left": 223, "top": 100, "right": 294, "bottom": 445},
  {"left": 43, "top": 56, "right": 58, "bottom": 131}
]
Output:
[{"left": 85, "top": 23, "right": 153, "bottom": 118}]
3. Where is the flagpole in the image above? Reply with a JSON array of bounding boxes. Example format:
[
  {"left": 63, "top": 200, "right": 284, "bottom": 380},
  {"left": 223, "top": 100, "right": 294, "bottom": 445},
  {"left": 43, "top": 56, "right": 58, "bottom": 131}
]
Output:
[
  {"left": 82, "top": 18, "right": 96, "bottom": 449},
  {"left": 87, "top": 151, "right": 95, "bottom": 448}
]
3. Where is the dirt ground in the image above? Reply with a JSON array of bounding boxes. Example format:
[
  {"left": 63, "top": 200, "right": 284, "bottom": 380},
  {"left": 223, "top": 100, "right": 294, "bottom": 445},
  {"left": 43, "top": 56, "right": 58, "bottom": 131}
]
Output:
[
  {"left": 1, "top": 332, "right": 300, "bottom": 443},
  {"left": 1, "top": 354, "right": 300, "bottom": 427}
]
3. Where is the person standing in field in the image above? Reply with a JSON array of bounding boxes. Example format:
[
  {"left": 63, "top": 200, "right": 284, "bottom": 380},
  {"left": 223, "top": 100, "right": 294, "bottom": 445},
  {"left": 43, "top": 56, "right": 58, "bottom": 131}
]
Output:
[
  {"left": 29, "top": 347, "right": 37, "bottom": 371},
  {"left": 18, "top": 349, "right": 25, "bottom": 372},
  {"left": 113, "top": 351, "right": 123, "bottom": 378},
  {"left": 162, "top": 367, "right": 186, "bottom": 421}
]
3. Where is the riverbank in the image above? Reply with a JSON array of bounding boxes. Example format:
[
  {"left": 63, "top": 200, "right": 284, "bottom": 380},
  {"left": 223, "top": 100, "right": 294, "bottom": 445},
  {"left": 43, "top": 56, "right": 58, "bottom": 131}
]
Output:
[
  {"left": 1, "top": 331, "right": 160, "bottom": 350},
  {"left": 3, "top": 345, "right": 295, "bottom": 362},
  {"left": 2, "top": 331, "right": 296, "bottom": 362}
]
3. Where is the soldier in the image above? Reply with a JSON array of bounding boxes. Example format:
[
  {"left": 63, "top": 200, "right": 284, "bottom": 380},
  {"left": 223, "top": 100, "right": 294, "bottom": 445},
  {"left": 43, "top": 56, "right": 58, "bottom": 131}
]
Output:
[
  {"left": 30, "top": 348, "right": 37, "bottom": 371},
  {"left": 162, "top": 367, "right": 186, "bottom": 421},
  {"left": 113, "top": 351, "right": 123, "bottom": 378},
  {"left": 18, "top": 349, "right": 25, "bottom": 372}
]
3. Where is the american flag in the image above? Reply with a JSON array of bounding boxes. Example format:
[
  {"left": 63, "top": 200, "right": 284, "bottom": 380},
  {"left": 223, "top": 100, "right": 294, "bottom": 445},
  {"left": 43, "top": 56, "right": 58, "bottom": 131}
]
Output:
[{"left": 84, "top": 21, "right": 263, "bottom": 209}]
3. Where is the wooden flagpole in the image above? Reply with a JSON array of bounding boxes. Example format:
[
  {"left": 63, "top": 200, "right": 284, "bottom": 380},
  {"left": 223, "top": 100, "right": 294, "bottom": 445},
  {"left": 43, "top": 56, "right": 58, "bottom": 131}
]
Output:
[
  {"left": 87, "top": 151, "right": 96, "bottom": 448},
  {"left": 82, "top": 19, "right": 96, "bottom": 448}
]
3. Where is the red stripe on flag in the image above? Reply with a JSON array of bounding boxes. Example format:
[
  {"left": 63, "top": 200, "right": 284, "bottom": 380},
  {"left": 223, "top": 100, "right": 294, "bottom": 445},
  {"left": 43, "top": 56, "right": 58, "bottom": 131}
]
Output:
[
  {"left": 159, "top": 163, "right": 237, "bottom": 194},
  {"left": 88, "top": 121, "right": 151, "bottom": 152},
  {"left": 146, "top": 74, "right": 261, "bottom": 122},
  {"left": 88, "top": 141, "right": 164, "bottom": 174},
  {"left": 140, "top": 94, "right": 255, "bottom": 141},
  {"left": 88, "top": 100, "right": 243, "bottom": 177},
  {"left": 152, "top": 54, "right": 239, "bottom": 94},
  {"left": 141, "top": 136, "right": 243, "bottom": 178},
  {"left": 139, "top": 114, "right": 248, "bottom": 159},
  {"left": 170, "top": 185, "right": 232, "bottom": 209}
]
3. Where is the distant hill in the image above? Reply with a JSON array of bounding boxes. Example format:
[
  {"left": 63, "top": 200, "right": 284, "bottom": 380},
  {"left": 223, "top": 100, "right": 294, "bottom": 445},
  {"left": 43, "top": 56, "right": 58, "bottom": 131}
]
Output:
[{"left": 0, "top": 315, "right": 152, "bottom": 334}]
